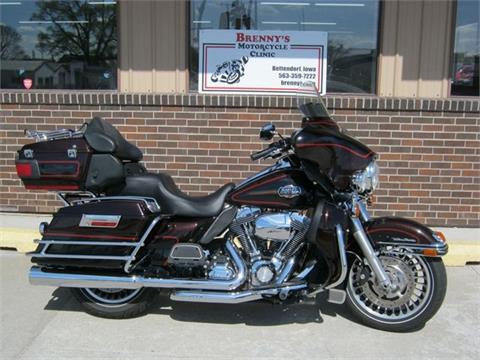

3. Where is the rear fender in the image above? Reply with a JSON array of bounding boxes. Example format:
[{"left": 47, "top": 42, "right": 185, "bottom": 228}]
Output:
[{"left": 364, "top": 217, "right": 448, "bottom": 257}]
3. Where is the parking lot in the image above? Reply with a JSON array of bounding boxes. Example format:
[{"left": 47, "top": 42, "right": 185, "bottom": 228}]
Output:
[{"left": 1, "top": 250, "right": 479, "bottom": 360}]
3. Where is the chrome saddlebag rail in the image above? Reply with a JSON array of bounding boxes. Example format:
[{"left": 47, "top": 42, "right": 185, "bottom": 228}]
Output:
[{"left": 29, "top": 215, "right": 163, "bottom": 272}]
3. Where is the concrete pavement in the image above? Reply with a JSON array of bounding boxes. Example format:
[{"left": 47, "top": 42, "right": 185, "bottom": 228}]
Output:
[{"left": 0, "top": 250, "right": 479, "bottom": 360}]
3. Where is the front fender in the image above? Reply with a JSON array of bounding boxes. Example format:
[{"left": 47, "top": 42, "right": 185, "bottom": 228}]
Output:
[{"left": 364, "top": 217, "right": 448, "bottom": 257}]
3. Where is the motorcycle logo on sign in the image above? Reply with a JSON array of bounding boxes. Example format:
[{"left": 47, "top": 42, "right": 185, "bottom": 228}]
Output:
[
  {"left": 23, "top": 78, "right": 33, "bottom": 89},
  {"left": 199, "top": 30, "right": 327, "bottom": 95},
  {"left": 277, "top": 185, "right": 303, "bottom": 198},
  {"left": 211, "top": 56, "right": 248, "bottom": 84}
]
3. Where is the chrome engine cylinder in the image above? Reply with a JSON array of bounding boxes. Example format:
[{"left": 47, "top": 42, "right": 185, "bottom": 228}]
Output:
[
  {"left": 274, "top": 214, "right": 310, "bottom": 260},
  {"left": 229, "top": 207, "right": 261, "bottom": 258}
]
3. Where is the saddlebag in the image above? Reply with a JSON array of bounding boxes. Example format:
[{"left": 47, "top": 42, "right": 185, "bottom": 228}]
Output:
[{"left": 30, "top": 197, "right": 162, "bottom": 271}]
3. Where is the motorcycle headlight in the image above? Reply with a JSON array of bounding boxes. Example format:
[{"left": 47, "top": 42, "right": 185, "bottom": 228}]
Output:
[{"left": 352, "top": 161, "right": 379, "bottom": 193}]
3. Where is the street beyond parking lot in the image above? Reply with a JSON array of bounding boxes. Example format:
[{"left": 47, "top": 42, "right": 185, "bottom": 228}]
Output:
[{"left": 1, "top": 250, "right": 479, "bottom": 360}]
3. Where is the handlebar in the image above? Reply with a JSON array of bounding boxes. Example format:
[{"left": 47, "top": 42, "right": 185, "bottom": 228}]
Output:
[
  {"left": 250, "top": 145, "right": 276, "bottom": 161},
  {"left": 250, "top": 139, "right": 291, "bottom": 161}
]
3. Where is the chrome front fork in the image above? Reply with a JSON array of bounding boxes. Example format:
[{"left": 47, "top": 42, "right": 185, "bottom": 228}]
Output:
[{"left": 350, "top": 204, "right": 392, "bottom": 289}]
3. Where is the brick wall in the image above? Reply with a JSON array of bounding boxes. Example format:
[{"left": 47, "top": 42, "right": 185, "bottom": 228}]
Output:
[{"left": 1, "top": 92, "right": 479, "bottom": 227}]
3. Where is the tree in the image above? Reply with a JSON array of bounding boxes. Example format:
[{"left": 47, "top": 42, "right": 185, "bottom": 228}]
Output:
[
  {"left": 0, "top": 25, "right": 26, "bottom": 60},
  {"left": 31, "top": 1, "right": 116, "bottom": 65}
]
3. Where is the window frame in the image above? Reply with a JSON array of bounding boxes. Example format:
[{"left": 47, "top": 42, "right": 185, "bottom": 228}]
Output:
[
  {"left": 186, "top": 0, "right": 382, "bottom": 95},
  {"left": 0, "top": 0, "right": 120, "bottom": 91},
  {"left": 449, "top": 0, "right": 480, "bottom": 98}
]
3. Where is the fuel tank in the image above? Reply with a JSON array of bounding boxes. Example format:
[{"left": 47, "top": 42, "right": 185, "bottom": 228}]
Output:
[
  {"left": 292, "top": 124, "right": 376, "bottom": 190},
  {"left": 228, "top": 162, "right": 316, "bottom": 209}
]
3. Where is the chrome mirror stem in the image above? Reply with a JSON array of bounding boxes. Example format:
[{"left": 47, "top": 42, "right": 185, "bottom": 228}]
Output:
[{"left": 358, "top": 200, "right": 370, "bottom": 222}]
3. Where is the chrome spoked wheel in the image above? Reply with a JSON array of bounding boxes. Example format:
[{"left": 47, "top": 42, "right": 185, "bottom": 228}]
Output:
[
  {"left": 81, "top": 288, "right": 142, "bottom": 306},
  {"left": 347, "top": 251, "right": 434, "bottom": 324}
]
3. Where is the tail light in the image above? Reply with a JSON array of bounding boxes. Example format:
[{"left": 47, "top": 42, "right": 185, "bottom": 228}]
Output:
[{"left": 16, "top": 163, "right": 33, "bottom": 177}]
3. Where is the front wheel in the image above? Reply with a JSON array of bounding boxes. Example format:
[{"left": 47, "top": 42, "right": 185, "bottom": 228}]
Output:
[
  {"left": 71, "top": 287, "right": 158, "bottom": 319},
  {"left": 345, "top": 252, "right": 447, "bottom": 332}
]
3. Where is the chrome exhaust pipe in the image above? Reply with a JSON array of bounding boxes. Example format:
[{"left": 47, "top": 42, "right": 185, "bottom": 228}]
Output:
[
  {"left": 170, "top": 283, "right": 308, "bottom": 304},
  {"left": 29, "top": 241, "right": 246, "bottom": 291},
  {"left": 170, "top": 290, "right": 268, "bottom": 304}
]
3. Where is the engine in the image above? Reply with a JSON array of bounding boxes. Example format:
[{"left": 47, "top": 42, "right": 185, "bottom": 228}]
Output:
[
  {"left": 165, "top": 207, "right": 310, "bottom": 288},
  {"left": 229, "top": 207, "right": 310, "bottom": 287}
]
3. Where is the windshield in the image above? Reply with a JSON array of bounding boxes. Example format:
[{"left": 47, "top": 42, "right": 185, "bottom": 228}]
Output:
[{"left": 296, "top": 82, "right": 331, "bottom": 119}]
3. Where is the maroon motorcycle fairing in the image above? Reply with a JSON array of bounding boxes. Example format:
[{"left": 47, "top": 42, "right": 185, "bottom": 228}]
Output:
[{"left": 292, "top": 125, "right": 376, "bottom": 191}]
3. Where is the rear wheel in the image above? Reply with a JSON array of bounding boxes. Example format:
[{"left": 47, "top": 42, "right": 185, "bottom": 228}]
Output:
[
  {"left": 345, "top": 251, "right": 447, "bottom": 332},
  {"left": 71, "top": 287, "right": 158, "bottom": 319}
]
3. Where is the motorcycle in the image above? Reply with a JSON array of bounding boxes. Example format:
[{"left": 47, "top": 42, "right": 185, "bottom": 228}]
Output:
[{"left": 16, "top": 86, "right": 448, "bottom": 332}]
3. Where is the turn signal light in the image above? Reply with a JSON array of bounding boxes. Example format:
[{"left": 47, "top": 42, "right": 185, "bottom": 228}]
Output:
[
  {"left": 435, "top": 231, "right": 447, "bottom": 242},
  {"left": 16, "top": 163, "right": 32, "bottom": 177},
  {"left": 423, "top": 248, "right": 438, "bottom": 256}
]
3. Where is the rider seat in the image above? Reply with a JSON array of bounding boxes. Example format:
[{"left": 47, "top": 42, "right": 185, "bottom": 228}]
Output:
[
  {"left": 84, "top": 118, "right": 234, "bottom": 217},
  {"left": 111, "top": 173, "right": 235, "bottom": 217}
]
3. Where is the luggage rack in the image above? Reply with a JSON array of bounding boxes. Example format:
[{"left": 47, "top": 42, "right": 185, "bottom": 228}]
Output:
[
  {"left": 56, "top": 191, "right": 97, "bottom": 206},
  {"left": 25, "top": 123, "right": 86, "bottom": 142}
]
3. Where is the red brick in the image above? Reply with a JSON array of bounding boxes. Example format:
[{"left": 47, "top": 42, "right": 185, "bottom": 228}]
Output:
[{"left": 0, "top": 100, "right": 478, "bottom": 226}]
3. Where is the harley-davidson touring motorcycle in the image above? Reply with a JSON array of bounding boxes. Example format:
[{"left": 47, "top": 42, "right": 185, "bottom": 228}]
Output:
[{"left": 16, "top": 89, "right": 448, "bottom": 332}]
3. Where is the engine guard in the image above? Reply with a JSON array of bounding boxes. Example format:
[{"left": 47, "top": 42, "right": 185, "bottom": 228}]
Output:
[{"left": 364, "top": 217, "right": 448, "bottom": 257}]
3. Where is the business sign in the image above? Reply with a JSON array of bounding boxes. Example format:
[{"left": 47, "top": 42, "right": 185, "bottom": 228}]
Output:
[{"left": 199, "top": 30, "right": 327, "bottom": 95}]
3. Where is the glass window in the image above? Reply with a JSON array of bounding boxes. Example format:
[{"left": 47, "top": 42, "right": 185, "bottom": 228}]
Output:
[
  {"left": 189, "top": 0, "right": 380, "bottom": 93},
  {"left": 451, "top": 0, "right": 479, "bottom": 97},
  {"left": 0, "top": 0, "right": 117, "bottom": 90}
]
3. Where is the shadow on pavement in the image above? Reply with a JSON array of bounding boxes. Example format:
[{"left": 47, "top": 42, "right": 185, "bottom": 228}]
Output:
[
  {"left": 44, "top": 287, "right": 83, "bottom": 312},
  {"left": 44, "top": 288, "right": 361, "bottom": 326}
]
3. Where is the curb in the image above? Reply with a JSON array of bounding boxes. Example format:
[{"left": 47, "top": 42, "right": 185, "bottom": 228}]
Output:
[
  {"left": 1, "top": 227, "right": 479, "bottom": 267},
  {"left": 0, "top": 228, "right": 40, "bottom": 253}
]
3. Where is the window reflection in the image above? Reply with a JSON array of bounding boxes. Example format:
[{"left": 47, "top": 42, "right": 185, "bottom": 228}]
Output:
[
  {"left": 451, "top": 0, "right": 479, "bottom": 97},
  {"left": 190, "top": 0, "right": 380, "bottom": 93},
  {"left": 0, "top": 0, "right": 117, "bottom": 90}
]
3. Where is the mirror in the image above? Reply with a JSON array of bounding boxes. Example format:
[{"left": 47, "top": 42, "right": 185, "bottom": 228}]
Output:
[{"left": 259, "top": 123, "right": 276, "bottom": 141}]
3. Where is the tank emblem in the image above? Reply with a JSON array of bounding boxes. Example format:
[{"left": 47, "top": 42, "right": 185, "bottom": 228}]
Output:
[{"left": 277, "top": 185, "right": 303, "bottom": 198}]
